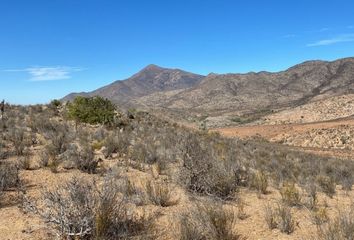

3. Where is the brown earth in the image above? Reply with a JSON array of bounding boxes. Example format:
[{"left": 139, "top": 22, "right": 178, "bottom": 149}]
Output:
[
  {"left": 3, "top": 102, "right": 354, "bottom": 239},
  {"left": 2, "top": 167, "right": 354, "bottom": 240},
  {"left": 215, "top": 117, "right": 354, "bottom": 159}
]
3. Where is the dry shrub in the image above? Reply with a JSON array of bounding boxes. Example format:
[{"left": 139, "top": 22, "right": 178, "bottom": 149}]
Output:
[
  {"left": 318, "top": 222, "right": 343, "bottom": 240},
  {"left": 318, "top": 206, "right": 354, "bottom": 240},
  {"left": 0, "top": 162, "right": 20, "bottom": 191},
  {"left": 48, "top": 131, "right": 69, "bottom": 156},
  {"left": 180, "top": 202, "right": 244, "bottom": 240},
  {"left": 145, "top": 180, "right": 178, "bottom": 207},
  {"left": 280, "top": 182, "right": 301, "bottom": 206},
  {"left": 39, "top": 177, "right": 96, "bottom": 237},
  {"left": 0, "top": 161, "right": 20, "bottom": 206},
  {"left": 312, "top": 207, "right": 329, "bottom": 226},
  {"left": 103, "top": 131, "right": 130, "bottom": 158},
  {"left": 181, "top": 134, "right": 245, "bottom": 200},
  {"left": 277, "top": 204, "right": 295, "bottom": 234},
  {"left": 38, "top": 176, "right": 156, "bottom": 239},
  {"left": 75, "top": 145, "right": 98, "bottom": 174},
  {"left": 7, "top": 127, "right": 29, "bottom": 156},
  {"left": 264, "top": 204, "right": 277, "bottom": 230},
  {"left": 264, "top": 203, "right": 295, "bottom": 234},
  {"left": 316, "top": 175, "right": 336, "bottom": 198},
  {"left": 39, "top": 149, "right": 49, "bottom": 168},
  {"left": 46, "top": 152, "right": 61, "bottom": 173},
  {"left": 18, "top": 153, "right": 31, "bottom": 170},
  {"left": 250, "top": 170, "right": 268, "bottom": 194},
  {"left": 95, "top": 177, "right": 156, "bottom": 240},
  {"left": 303, "top": 181, "right": 318, "bottom": 210},
  {"left": 42, "top": 126, "right": 71, "bottom": 172}
]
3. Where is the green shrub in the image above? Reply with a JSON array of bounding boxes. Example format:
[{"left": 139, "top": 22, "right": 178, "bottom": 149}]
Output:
[
  {"left": 50, "top": 99, "right": 61, "bottom": 107},
  {"left": 48, "top": 99, "right": 61, "bottom": 115},
  {"left": 66, "top": 96, "right": 116, "bottom": 125}
]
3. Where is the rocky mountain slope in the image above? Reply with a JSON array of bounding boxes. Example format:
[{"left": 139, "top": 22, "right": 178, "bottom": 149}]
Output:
[
  {"left": 256, "top": 94, "right": 354, "bottom": 125},
  {"left": 140, "top": 58, "right": 354, "bottom": 113},
  {"left": 63, "top": 64, "right": 204, "bottom": 106},
  {"left": 63, "top": 57, "right": 354, "bottom": 126}
]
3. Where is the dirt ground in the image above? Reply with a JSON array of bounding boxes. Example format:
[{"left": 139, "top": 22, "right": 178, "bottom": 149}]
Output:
[
  {"left": 214, "top": 117, "right": 354, "bottom": 159},
  {"left": 2, "top": 111, "right": 354, "bottom": 239},
  {"left": 2, "top": 166, "right": 354, "bottom": 240}
]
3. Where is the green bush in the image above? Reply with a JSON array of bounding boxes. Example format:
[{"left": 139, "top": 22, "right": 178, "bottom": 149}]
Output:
[
  {"left": 66, "top": 96, "right": 116, "bottom": 125},
  {"left": 50, "top": 99, "right": 61, "bottom": 107}
]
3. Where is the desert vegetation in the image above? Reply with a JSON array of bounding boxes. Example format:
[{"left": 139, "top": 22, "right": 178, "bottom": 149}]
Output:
[{"left": 1, "top": 97, "right": 354, "bottom": 239}]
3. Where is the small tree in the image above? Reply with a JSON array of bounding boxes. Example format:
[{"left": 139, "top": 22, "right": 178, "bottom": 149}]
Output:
[
  {"left": 50, "top": 99, "right": 61, "bottom": 108},
  {"left": 66, "top": 96, "right": 116, "bottom": 125},
  {"left": 49, "top": 99, "right": 62, "bottom": 115}
]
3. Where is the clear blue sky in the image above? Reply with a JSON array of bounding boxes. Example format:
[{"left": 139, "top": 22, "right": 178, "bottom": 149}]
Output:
[{"left": 1, "top": 0, "right": 354, "bottom": 104}]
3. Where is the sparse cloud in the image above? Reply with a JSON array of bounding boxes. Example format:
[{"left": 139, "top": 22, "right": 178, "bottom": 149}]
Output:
[
  {"left": 4, "top": 66, "right": 84, "bottom": 81},
  {"left": 306, "top": 34, "right": 354, "bottom": 47},
  {"left": 282, "top": 27, "right": 330, "bottom": 39}
]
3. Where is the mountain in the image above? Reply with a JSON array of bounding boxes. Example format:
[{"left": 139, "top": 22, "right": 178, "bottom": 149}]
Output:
[
  {"left": 62, "top": 64, "right": 204, "bottom": 106},
  {"left": 63, "top": 57, "right": 354, "bottom": 126},
  {"left": 139, "top": 58, "right": 354, "bottom": 111}
]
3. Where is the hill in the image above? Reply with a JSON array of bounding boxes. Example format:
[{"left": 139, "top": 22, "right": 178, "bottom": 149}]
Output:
[
  {"left": 62, "top": 64, "right": 204, "bottom": 107},
  {"left": 63, "top": 57, "right": 354, "bottom": 127}
]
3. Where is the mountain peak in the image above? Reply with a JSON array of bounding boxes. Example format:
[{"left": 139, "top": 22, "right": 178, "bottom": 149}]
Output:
[{"left": 142, "top": 64, "right": 164, "bottom": 71}]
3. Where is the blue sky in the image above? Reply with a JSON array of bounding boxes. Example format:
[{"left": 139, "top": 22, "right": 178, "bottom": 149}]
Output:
[{"left": 1, "top": 0, "right": 354, "bottom": 104}]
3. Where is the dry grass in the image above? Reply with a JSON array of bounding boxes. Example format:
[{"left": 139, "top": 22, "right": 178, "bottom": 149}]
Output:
[{"left": 2, "top": 102, "right": 354, "bottom": 239}]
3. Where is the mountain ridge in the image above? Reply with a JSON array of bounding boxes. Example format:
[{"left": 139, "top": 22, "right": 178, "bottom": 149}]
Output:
[
  {"left": 62, "top": 64, "right": 204, "bottom": 106},
  {"left": 63, "top": 57, "right": 354, "bottom": 126}
]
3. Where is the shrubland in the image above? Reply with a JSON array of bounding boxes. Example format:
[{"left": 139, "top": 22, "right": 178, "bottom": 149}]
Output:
[{"left": 1, "top": 96, "right": 354, "bottom": 239}]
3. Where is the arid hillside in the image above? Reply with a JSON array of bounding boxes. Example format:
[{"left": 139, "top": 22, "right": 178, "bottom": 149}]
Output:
[
  {"left": 63, "top": 64, "right": 204, "bottom": 107},
  {"left": 2, "top": 99, "right": 354, "bottom": 240},
  {"left": 64, "top": 57, "right": 354, "bottom": 128},
  {"left": 256, "top": 94, "right": 354, "bottom": 125}
]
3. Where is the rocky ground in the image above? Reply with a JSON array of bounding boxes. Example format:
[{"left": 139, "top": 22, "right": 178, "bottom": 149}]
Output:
[{"left": 257, "top": 94, "right": 354, "bottom": 125}]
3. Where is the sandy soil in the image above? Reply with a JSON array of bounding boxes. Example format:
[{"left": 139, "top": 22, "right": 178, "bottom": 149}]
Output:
[
  {"left": 2, "top": 166, "right": 354, "bottom": 240},
  {"left": 214, "top": 117, "right": 354, "bottom": 159}
]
